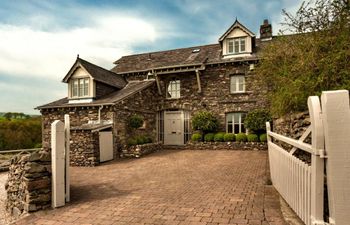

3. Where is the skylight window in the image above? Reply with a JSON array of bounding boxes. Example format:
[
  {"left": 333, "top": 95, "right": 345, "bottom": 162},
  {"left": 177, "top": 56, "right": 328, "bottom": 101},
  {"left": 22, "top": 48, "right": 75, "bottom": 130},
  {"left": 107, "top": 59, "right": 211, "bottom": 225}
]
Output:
[{"left": 192, "top": 49, "right": 200, "bottom": 53}]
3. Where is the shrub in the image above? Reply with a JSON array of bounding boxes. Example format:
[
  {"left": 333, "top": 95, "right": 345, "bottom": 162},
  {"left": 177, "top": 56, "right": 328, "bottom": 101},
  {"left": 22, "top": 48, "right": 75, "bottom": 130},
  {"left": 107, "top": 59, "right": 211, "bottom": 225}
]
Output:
[
  {"left": 224, "top": 133, "right": 235, "bottom": 142},
  {"left": 236, "top": 133, "right": 247, "bottom": 142},
  {"left": 191, "top": 133, "right": 202, "bottom": 142},
  {"left": 204, "top": 133, "right": 215, "bottom": 142},
  {"left": 128, "top": 114, "right": 144, "bottom": 129},
  {"left": 247, "top": 134, "right": 259, "bottom": 142},
  {"left": 260, "top": 133, "right": 268, "bottom": 142},
  {"left": 143, "top": 136, "right": 153, "bottom": 144},
  {"left": 244, "top": 109, "right": 271, "bottom": 134},
  {"left": 214, "top": 132, "right": 225, "bottom": 142},
  {"left": 127, "top": 138, "right": 137, "bottom": 146},
  {"left": 191, "top": 111, "right": 219, "bottom": 134},
  {"left": 135, "top": 135, "right": 147, "bottom": 145}
]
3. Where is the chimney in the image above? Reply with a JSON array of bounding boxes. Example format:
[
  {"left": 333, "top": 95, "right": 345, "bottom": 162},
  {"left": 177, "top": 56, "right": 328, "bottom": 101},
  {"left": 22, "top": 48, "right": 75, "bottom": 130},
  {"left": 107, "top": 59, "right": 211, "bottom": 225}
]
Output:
[{"left": 260, "top": 19, "right": 272, "bottom": 41}]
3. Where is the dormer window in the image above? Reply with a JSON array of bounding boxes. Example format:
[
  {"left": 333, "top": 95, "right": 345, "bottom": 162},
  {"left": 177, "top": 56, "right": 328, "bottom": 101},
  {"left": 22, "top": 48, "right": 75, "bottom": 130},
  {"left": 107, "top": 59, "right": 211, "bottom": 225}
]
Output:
[
  {"left": 71, "top": 78, "right": 89, "bottom": 98},
  {"left": 227, "top": 37, "right": 246, "bottom": 54}
]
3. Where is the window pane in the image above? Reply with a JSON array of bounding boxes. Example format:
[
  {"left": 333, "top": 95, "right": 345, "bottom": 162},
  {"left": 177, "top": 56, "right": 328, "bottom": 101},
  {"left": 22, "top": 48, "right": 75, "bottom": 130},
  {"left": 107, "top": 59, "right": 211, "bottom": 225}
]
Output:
[
  {"left": 234, "top": 124, "right": 240, "bottom": 134},
  {"left": 84, "top": 78, "right": 89, "bottom": 96},
  {"left": 228, "top": 40, "right": 234, "bottom": 53},
  {"left": 226, "top": 114, "right": 232, "bottom": 122},
  {"left": 233, "top": 113, "right": 240, "bottom": 124},
  {"left": 73, "top": 80, "right": 78, "bottom": 97},
  {"left": 239, "top": 83, "right": 244, "bottom": 91},
  {"left": 240, "top": 38, "right": 246, "bottom": 52},
  {"left": 234, "top": 39, "right": 239, "bottom": 53},
  {"left": 230, "top": 77, "right": 237, "bottom": 93},
  {"left": 228, "top": 124, "right": 233, "bottom": 133},
  {"left": 79, "top": 79, "right": 84, "bottom": 96},
  {"left": 167, "top": 80, "right": 180, "bottom": 98}
]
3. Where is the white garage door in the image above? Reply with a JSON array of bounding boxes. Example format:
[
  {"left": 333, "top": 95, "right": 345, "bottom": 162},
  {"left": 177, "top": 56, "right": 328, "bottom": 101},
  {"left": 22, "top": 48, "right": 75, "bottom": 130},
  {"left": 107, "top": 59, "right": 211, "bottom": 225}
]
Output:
[{"left": 99, "top": 131, "right": 114, "bottom": 162}]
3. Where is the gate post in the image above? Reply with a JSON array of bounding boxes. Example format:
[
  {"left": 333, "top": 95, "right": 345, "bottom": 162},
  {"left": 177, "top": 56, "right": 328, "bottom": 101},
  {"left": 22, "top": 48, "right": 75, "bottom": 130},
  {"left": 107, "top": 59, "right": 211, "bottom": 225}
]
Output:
[
  {"left": 51, "top": 120, "right": 65, "bottom": 208},
  {"left": 321, "top": 90, "right": 350, "bottom": 225},
  {"left": 308, "top": 96, "right": 325, "bottom": 225},
  {"left": 64, "top": 114, "right": 70, "bottom": 202}
]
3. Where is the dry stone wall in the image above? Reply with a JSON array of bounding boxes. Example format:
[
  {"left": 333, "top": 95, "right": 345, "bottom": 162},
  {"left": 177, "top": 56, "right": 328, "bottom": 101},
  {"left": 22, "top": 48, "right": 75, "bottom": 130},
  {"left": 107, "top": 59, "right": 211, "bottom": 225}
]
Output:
[
  {"left": 5, "top": 150, "right": 51, "bottom": 216},
  {"left": 70, "top": 130, "right": 99, "bottom": 166},
  {"left": 121, "top": 142, "right": 163, "bottom": 158}
]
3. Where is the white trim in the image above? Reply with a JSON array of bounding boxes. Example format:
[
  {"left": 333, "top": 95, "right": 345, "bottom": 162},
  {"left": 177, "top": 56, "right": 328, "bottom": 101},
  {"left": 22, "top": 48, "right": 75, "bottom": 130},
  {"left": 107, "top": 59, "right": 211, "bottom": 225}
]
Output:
[{"left": 68, "top": 98, "right": 94, "bottom": 104}]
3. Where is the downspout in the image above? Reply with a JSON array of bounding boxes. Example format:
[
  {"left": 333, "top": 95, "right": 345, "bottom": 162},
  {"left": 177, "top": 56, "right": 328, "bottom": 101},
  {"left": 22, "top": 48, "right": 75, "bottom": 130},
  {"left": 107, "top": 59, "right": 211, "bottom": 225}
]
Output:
[{"left": 98, "top": 105, "right": 104, "bottom": 124}]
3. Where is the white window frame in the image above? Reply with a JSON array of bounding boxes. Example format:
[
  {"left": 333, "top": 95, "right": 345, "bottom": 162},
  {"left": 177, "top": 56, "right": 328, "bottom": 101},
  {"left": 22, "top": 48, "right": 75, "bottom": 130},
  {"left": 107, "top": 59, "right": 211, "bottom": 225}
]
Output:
[
  {"left": 230, "top": 75, "right": 245, "bottom": 93},
  {"left": 167, "top": 79, "right": 180, "bottom": 99},
  {"left": 71, "top": 78, "right": 89, "bottom": 98},
  {"left": 227, "top": 37, "right": 246, "bottom": 54},
  {"left": 226, "top": 113, "right": 246, "bottom": 134}
]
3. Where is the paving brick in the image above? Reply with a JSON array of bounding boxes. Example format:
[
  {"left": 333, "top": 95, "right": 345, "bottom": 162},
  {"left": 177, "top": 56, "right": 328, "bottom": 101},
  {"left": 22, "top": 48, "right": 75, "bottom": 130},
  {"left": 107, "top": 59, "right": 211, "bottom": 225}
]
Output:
[{"left": 13, "top": 150, "right": 287, "bottom": 225}]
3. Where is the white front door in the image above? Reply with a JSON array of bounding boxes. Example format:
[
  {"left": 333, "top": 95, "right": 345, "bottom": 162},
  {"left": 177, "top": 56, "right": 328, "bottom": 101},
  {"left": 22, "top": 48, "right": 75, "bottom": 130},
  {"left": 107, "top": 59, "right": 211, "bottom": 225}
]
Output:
[{"left": 164, "top": 111, "right": 184, "bottom": 145}]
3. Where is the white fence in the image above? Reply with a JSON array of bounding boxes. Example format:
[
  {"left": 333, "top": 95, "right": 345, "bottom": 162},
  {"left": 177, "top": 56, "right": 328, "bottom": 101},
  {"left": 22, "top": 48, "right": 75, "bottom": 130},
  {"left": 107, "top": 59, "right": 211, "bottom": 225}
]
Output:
[{"left": 267, "top": 90, "right": 350, "bottom": 225}]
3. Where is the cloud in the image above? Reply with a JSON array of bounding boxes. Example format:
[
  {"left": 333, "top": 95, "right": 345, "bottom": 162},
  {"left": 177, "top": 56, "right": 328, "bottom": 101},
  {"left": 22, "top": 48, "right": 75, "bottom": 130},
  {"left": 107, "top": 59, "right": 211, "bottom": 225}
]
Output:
[{"left": 0, "top": 13, "right": 158, "bottom": 81}]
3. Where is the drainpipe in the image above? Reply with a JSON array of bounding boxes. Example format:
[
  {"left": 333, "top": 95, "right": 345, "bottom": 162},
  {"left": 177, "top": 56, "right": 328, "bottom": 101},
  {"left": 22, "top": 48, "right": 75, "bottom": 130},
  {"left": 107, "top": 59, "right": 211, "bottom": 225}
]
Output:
[{"left": 98, "top": 105, "right": 104, "bottom": 124}]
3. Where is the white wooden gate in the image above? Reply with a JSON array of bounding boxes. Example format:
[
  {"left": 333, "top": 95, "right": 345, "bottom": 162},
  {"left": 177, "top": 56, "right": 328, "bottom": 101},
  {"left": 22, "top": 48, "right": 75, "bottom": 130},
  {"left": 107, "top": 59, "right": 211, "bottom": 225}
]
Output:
[
  {"left": 267, "top": 90, "right": 350, "bottom": 225},
  {"left": 51, "top": 114, "right": 70, "bottom": 208}
]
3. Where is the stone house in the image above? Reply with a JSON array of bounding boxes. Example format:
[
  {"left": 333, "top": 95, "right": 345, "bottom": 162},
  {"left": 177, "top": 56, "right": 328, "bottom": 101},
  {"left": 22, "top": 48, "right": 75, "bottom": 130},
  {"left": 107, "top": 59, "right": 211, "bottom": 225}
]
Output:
[{"left": 37, "top": 19, "right": 273, "bottom": 166}]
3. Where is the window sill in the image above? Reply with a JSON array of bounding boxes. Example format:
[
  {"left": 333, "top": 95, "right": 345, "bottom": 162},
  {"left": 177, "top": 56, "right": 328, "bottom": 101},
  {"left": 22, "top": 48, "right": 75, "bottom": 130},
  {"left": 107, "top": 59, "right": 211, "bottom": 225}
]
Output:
[{"left": 229, "top": 91, "right": 253, "bottom": 95}]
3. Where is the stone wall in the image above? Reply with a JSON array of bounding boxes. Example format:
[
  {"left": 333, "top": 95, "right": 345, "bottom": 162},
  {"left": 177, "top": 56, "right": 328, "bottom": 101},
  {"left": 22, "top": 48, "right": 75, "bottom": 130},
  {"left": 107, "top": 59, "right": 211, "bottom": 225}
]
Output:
[
  {"left": 70, "top": 130, "right": 99, "bottom": 166},
  {"left": 167, "top": 141, "right": 267, "bottom": 151},
  {"left": 5, "top": 150, "right": 51, "bottom": 216},
  {"left": 126, "top": 64, "right": 268, "bottom": 131},
  {"left": 272, "top": 111, "right": 311, "bottom": 163},
  {"left": 120, "top": 142, "right": 163, "bottom": 158}
]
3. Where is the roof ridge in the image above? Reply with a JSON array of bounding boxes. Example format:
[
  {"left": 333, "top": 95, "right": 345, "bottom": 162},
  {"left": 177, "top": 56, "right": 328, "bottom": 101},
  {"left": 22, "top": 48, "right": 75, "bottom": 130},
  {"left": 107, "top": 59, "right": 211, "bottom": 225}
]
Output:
[{"left": 78, "top": 58, "right": 117, "bottom": 75}]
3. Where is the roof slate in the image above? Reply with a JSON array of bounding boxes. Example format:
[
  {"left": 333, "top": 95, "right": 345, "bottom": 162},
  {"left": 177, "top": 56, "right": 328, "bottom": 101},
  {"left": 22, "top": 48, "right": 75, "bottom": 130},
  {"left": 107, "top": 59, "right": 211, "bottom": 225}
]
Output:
[
  {"left": 37, "top": 80, "right": 155, "bottom": 109},
  {"left": 112, "top": 40, "right": 264, "bottom": 74}
]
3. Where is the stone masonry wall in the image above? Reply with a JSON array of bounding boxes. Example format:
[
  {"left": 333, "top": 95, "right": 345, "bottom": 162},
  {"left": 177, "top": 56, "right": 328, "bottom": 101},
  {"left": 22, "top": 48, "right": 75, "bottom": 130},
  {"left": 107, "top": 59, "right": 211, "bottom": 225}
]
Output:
[
  {"left": 126, "top": 64, "right": 268, "bottom": 132},
  {"left": 70, "top": 130, "right": 99, "bottom": 166},
  {"left": 167, "top": 142, "right": 267, "bottom": 151},
  {"left": 121, "top": 142, "right": 163, "bottom": 158},
  {"left": 6, "top": 150, "right": 51, "bottom": 216},
  {"left": 273, "top": 111, "right": 311, "bottom": 163}
]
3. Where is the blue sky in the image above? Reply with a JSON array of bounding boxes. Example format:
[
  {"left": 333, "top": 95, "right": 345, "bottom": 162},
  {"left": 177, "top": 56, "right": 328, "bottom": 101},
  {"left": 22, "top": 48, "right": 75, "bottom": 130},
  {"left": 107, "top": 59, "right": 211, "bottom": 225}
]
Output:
[{"left": 0, "top": 0, "right": 303, "bottom": 114}]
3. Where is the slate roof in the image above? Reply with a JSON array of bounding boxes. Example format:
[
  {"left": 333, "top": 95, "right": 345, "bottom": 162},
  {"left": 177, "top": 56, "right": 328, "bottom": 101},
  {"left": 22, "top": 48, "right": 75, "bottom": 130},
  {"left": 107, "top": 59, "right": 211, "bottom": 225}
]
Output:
[
  {"left": 37, "top": 80, "right": 155, "bottom": 109},
  {"left": 63, "top": 58, "right": 127, "bottom": 89},
  {"left": 112, "top": 40, "right": 264, "bottom": 74}
]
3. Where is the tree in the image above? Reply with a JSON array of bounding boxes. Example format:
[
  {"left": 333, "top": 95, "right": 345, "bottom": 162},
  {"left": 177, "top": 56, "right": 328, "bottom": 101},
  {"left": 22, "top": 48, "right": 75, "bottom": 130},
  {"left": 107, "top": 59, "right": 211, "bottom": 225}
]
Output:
[
  {"left": 191, "top": 111, "right": 219, "bottom": 137},
  {"left": 256, "top": 0, "right": 350, "bottom": 116}
]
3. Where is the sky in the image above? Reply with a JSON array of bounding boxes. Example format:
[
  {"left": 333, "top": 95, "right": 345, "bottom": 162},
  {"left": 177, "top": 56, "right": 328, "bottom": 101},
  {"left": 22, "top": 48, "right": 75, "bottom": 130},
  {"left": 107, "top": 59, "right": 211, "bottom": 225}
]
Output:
[{"left": 0, "top": 0, "right": 303, "bottom": 115}]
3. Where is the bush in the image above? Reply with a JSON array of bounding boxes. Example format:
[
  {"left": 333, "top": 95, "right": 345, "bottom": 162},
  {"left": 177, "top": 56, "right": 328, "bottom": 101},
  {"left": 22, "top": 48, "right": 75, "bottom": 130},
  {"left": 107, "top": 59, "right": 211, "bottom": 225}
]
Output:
[
  {"left": 191, "top": 111, "right": 219, "bottom": 133},
  {"left": 143, "top": 136, "right": 153, "bottom": 144},
  {"left": 204, "top": 133, "right": 215, "bottom": 142},
  {"left": 244, "top": 109, "right": 271, "bottom": 134},
  {"left": 260, "top": 133, "right": 268, "bottom": 142},
  {"left": 128, "top": 114, "right": 144, "bottom": 129},
  {"left": 247, "top": 134, "right": 259, "bottom": 142},
  {"left": 127, "top": 138, "right": 137, "bottom": 146},
  {"left": 191, "top": 133, "right": 202, "bottom": 142},
  {"left": 214, "top": 132, "right": 225, "bottom": 142},
  {"left": 236, "top": 133, "right": 247, "bottom": 142},
  {"left": 224, "top": 133, "right": 235, "bottom": 142}
]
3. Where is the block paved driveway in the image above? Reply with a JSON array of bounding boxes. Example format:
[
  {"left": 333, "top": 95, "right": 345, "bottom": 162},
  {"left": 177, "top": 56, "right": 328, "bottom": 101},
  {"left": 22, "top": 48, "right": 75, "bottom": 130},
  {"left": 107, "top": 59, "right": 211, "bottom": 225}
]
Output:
[{"left": 15, "top": 150, "right": 287, "bottom": 225}]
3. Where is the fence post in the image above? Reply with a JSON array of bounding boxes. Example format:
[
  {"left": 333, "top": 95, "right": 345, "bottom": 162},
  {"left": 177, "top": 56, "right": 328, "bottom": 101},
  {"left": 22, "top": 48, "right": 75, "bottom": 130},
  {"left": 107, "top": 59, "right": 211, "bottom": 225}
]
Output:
[
  {"left": 307, "top": 96, "right": 325, "bottom": 225},
  {"left": 266, "top": 122, "right": 272, "bottom": 142},
  {"left": 51, "top": 120, "right": 65, "bottom": 208},
  {"left": 64, "top": 114, "right": 70, "bottom": 203},
  {"left": 321, "top": 90, "right": 350, "bottom": 225}
]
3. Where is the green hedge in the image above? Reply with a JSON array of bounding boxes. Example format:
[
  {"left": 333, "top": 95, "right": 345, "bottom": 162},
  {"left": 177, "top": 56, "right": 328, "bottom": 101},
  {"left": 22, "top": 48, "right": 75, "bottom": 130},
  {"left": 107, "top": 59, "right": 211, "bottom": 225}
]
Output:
[
  {"left": 204, "top": 133, "right": 215, "bottom": 142},
  {"left": 214, "top": 132, "right": 225, "bottom": 142},
  {"left": 247, "top": 134, "right": 259, "bottom": 142},
  {"left": 259, "top": 133, "right": 268, "bottom": 142},
  {"left": 127, "top": 135, "right": 152, "bottom": 146},
  {"left": 236, "top": 133, "right": 247, "bottom": 142},
  {"left": 191, "top": 133, "right": 202, "bottom": 142},
  {"left": 223, "top": 133, "right": 235, "bottom": 142}
]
